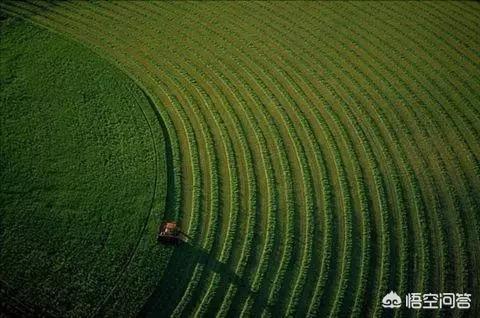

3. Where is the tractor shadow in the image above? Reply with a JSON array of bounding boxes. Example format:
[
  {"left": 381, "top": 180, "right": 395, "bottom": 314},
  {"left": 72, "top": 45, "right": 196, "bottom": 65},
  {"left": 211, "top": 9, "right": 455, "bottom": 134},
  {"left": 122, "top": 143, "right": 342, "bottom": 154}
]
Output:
[
  {"left": 139, "top": 242, "right": 256, "bottom": 317},
  {"left": 186, "top": 243, "right": 247, "bottom": 287}
]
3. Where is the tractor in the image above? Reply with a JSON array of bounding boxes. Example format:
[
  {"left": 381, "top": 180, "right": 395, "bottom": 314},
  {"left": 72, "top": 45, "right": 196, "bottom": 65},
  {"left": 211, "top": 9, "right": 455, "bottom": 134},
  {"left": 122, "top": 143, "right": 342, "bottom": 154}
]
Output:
[{"left": 157, "top": 221, "right": 189, "bottom": 245}]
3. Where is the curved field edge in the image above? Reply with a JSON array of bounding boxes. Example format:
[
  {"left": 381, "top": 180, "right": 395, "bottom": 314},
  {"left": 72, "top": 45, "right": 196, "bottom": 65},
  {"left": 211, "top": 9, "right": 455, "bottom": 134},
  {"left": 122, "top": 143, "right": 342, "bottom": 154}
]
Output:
[{"left": 0, "top": 15, "right": 174, "bottom": 317}]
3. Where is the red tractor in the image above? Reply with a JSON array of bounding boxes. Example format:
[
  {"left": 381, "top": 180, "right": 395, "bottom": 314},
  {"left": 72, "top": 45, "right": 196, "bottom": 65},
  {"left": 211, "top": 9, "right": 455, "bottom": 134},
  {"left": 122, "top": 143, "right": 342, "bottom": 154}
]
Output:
[{"left": 157, "top": 221, "right": 189, "bottom": 245}]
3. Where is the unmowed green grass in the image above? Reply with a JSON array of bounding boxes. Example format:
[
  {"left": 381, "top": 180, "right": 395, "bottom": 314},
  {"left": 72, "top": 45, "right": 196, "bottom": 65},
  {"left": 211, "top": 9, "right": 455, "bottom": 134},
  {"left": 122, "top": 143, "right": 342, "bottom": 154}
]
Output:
[{"left": 0, "top": 16, "right": 169, "bottom": 317}]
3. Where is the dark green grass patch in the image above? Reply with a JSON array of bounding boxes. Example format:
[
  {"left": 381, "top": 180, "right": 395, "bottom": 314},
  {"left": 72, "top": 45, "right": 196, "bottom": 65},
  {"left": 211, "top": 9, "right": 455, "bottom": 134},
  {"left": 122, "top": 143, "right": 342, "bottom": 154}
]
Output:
[{"left": 0, "top": 17, "right": 170, "bottom": 317}]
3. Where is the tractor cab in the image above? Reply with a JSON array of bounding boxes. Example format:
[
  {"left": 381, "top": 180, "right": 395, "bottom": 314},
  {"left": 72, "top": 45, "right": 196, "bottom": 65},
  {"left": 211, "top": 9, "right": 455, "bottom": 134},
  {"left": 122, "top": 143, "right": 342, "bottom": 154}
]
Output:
[{"left": 157, "top": 221, "right": 187, "bottom": 245}]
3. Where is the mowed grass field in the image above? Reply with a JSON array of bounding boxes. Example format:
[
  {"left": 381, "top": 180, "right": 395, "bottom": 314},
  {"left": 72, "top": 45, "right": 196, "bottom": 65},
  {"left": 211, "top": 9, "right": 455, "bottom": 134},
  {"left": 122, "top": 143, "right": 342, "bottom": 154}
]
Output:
[{"left": 0, "top": 1, "right": 479, "bottom": 317}]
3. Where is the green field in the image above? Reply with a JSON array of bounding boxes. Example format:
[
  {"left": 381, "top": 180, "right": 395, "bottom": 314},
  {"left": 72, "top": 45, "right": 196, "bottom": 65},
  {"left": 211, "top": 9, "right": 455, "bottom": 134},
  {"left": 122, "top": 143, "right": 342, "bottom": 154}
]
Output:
[{"left": 1, "top": 1, "right": 479, "bottom": 317}]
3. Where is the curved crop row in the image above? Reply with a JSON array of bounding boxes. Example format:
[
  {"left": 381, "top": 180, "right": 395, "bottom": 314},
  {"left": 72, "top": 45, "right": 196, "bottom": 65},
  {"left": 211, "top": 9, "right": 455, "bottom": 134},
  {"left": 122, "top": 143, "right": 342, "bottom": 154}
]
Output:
[
  {"left": 150, "top": 6, "right": 308, "bottom": 316},
  {"left": 138, "top": 5, "right": 284, "bottom": 318},
  {"left": 290, "top": 7, "right": 423, "bottom": 314},
  {"left": 378, "top": 0, "right": 480, "bottom": 250},
  {"left": 326, "top": 1, "right": 448, "bottom": 290},
  {"left": 242, "top": 4, "right": 388, "bottom": 316},
  {"left": 342, "top": 1, "right": 472, "bottom": 296},
  {"left": 211, "top": 22, "right": 316, "bottom": 317},
  {"left": 207, "top": 6, "right": 352, "bottom": 316},
  {"left": 376, "top": 2, "right": 480, "bottom": 171}
]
